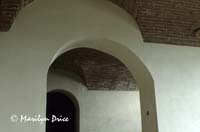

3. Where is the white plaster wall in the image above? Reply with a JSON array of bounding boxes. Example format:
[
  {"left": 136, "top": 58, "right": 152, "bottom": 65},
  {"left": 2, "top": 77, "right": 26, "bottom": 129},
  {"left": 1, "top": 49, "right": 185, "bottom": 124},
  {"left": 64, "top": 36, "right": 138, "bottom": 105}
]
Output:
[
  {"left": 134, "top": 44, "right": 200, "bottom": 132},
  {"left": 47, "top": 70, "right": 141, "bottom": 132},
  {"left": 0, "top": 0, "right": 200, "bottom": 132}
]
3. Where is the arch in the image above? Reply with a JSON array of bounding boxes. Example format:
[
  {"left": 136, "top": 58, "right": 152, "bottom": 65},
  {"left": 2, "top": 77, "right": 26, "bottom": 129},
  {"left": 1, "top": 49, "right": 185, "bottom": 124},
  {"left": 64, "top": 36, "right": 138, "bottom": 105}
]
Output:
[
  {"left": 49, "top": 38, "right": 159, "bottom": 132},
  {"left": 46, "top": 89, "right": 80, "bottom": 132},
  {"left": 0, "top": 0, "right": 138, "bottom": 32}
]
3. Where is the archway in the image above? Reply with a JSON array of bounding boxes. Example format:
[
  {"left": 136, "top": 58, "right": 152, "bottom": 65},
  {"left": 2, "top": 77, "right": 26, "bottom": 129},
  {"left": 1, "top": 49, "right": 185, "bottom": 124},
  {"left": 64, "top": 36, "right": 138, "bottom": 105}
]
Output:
[
  {"left": 48, "top": 38, "right": 159, "bottom": 132},
  {"left": 46, "top": 90, "right": 79, "bottom": 132}
]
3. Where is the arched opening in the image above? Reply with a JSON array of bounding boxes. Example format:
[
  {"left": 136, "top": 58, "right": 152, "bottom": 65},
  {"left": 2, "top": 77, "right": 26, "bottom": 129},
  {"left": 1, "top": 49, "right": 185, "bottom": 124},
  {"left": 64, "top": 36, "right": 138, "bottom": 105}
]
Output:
[
  {"left": 47, "top": 47, "right": 143, "bottom": 131},
  {"left": 46, "top": 90, "right": 79, "bottom": 132},
  {"left": 47, "top": 38, "right": 158, "bottom": 132}
]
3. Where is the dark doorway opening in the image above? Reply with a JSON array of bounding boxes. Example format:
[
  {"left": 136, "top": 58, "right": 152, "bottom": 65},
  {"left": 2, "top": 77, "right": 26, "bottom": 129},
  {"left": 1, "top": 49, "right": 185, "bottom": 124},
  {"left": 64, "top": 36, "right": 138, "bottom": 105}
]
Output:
[{"left": 46, "top": 91, "right": 79, "bottom": 132}]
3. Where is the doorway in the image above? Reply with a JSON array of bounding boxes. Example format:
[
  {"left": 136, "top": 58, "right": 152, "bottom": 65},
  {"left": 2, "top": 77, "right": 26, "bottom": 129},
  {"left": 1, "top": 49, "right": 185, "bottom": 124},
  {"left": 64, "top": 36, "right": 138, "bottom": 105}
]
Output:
[{"left": 46, "top": 91, "right": 79, "bottom": 132}]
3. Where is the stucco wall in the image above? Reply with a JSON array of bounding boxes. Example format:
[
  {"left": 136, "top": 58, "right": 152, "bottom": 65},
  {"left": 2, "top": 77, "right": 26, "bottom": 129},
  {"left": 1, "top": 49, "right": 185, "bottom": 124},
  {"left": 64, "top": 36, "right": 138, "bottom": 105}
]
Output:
[
  {"left": 0, "top": 0, "right": 200, "bottom": 132},
  {"left": 135, "top": 44, "right": 200, "bottom": 132}
]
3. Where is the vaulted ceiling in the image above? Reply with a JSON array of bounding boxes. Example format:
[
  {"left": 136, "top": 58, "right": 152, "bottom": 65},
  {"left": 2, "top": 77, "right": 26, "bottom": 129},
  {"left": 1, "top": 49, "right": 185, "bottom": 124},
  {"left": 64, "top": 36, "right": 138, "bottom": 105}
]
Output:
[
  {"left": 0, "top": 0, "right": 33, "bottom": 31},
  {"left": 0, "top": 0, "right": 200, "bottom": 46},
  {"left": 50, "top": 48, "right": 137, "bottom": 91}
]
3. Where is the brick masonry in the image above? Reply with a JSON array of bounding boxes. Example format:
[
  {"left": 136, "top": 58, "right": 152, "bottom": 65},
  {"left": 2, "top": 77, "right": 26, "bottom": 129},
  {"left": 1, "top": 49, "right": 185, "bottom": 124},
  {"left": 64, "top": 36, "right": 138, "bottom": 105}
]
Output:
[
  {"left": 110, "top": 0, "right": 200, "bottom": 46},
  {"left": 50, "top": 48, "right": 137, "bottom": 91},
  {"left": 0, "top": 0, "right": 33, "bottom": 31},
  {"left": 0, "top": 0, "right": 200, "bottom": 46}
]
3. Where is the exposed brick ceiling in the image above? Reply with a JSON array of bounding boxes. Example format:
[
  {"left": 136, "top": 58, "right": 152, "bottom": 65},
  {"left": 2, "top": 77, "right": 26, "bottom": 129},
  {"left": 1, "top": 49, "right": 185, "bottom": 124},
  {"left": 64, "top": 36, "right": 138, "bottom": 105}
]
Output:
[
  {"left": 0, "top": 0, "right": 33, "bottom": 31},
  {"left": 110, "top": 0, "right": 200, "bottom": 46},
  {"left": 0, "top": 0, "right": 200, "bottom": 46},
  {"left": 50, "top": 48, "right": 137, "bottom": 91}
]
